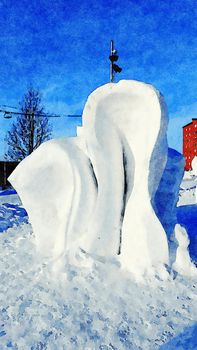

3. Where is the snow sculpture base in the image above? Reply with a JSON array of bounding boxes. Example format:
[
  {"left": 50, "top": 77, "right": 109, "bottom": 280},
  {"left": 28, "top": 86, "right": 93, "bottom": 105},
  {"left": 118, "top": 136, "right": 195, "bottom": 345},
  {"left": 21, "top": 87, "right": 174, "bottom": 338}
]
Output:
[{"left": 9, "top": 80, "right": 170, "bottom": 278}]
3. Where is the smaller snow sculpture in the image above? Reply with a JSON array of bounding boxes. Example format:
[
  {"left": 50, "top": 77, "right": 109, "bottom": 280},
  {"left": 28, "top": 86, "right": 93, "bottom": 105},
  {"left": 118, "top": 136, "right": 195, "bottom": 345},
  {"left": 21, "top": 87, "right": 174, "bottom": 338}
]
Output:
[
  {"left": 172, "top": 224, "right": 196, "bottom": 277},
  {"left": 9, "top": 138, "right": 97, "bottom": 260}
]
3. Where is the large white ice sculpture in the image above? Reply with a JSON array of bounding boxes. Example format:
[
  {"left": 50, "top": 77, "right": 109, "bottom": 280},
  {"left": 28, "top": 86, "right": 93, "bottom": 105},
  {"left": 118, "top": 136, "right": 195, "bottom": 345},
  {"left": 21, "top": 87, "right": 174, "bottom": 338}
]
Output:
[
  {"left": 81, "top": 81, "right": 169, "bottom": 274},
  {"left": 9, "top": 80, "right": 170, "bottom": 277}
]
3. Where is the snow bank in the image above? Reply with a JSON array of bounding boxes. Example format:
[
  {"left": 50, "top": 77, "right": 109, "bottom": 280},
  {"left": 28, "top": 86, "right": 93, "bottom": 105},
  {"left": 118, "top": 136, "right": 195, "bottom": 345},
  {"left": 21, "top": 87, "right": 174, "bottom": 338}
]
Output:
[{"left": 9, "top": 80, "right": 176, "bottom": 277}]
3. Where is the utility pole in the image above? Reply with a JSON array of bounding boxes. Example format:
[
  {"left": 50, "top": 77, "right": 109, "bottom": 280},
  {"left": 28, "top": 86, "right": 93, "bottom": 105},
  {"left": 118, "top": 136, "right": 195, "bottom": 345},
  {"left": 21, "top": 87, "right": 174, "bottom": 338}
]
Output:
[
  {"left": 109, "top": 40, "right": 122, "bottom": 82},
  {"left": 110, "top": 40, "right": 114, "bottom": 82},
  {"left": 3, "top": 161, "right": 6, "bottom": 189},
  {"left": 29, "top": 110, "right": 35, "bottom": 155}
]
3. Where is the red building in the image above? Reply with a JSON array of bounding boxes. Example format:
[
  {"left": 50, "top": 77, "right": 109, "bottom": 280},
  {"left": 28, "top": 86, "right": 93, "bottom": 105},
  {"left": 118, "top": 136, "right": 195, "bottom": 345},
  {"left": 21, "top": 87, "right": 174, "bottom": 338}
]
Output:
[{"left": 183, "top": 118, "right": 197, "bottom": 170}]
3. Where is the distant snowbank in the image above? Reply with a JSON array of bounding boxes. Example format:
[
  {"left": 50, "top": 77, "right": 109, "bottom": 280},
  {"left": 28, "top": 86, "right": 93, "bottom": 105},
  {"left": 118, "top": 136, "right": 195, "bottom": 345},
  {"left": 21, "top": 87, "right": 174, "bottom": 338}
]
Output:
[
  {"left": 178, "top": 156, "right": 197, "bottom": 206},
  {"left": 0, "top": 188, "right": 17, "bottom": 196},
  {"left": 178, "top": 175, "right": 197, "bottom": 207}
]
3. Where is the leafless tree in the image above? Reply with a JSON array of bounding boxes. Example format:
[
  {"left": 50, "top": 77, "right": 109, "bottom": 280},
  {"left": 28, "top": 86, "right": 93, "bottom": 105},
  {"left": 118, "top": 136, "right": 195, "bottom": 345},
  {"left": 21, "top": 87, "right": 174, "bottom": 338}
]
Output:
[{"left": 5, "top": 88, "right": 52, "bottom": 161}]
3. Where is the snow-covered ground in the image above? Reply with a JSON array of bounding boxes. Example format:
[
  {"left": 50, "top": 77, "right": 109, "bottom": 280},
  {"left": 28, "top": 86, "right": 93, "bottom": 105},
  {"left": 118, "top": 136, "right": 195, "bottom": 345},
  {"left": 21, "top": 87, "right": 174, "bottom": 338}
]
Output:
[
  {"left": 0, "top": 220, "right": 196, "bottom": 350},
  {"left": 1, "top": 80, "right": 197, "bottom": 349}
]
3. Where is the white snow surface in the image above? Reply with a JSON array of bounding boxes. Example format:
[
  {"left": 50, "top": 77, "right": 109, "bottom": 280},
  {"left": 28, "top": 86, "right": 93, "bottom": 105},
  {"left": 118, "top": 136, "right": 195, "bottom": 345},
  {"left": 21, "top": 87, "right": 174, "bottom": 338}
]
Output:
[
  {"left": 9, "top": 80, "right": 170, "bottom": 279},
  {"left": 0, "top": 223, "right": 196, "bottom": 350}
]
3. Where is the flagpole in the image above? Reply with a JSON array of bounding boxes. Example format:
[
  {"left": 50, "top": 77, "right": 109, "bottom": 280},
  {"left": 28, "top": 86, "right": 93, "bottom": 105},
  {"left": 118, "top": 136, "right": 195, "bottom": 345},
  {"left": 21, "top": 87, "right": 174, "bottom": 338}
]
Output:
[{"left": 110, "top": 40, "right": 114, "bottom": 82}]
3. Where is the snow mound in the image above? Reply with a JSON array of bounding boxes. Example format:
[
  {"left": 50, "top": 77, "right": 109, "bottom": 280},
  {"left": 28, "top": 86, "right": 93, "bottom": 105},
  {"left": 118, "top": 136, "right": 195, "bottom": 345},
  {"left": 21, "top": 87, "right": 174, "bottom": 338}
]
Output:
[{"left": 9, "top": 80, "right": 189, "bottom": 278}]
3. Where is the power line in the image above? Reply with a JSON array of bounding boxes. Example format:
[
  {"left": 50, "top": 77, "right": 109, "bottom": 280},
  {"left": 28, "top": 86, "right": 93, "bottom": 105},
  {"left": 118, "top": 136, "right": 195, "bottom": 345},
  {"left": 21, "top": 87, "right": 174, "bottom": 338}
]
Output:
[
  {"left": 0, "top": 108, "right": 81, "bottom": 119},
  {"left": 1, "top": 105, "right": 18, "bottom": 109}
]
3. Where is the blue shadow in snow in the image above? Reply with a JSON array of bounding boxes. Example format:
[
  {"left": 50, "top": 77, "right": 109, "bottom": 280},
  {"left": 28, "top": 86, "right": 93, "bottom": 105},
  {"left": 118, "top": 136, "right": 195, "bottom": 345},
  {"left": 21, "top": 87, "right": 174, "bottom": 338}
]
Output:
[
  {"left": 177, "top": 204, "right": 197, "bottom": 262},
  {"left": 160, "top": 322, "right": 197, "bottom": 350}
]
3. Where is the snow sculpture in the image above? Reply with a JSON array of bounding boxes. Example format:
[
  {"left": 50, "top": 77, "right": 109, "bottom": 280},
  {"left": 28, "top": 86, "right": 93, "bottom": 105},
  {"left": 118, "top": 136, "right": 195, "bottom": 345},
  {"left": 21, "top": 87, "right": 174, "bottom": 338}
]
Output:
[
  {"left": 9, "top": 138, "right": 97, "bottom": 260},
  {"left": 172, "top": 224, "right": 197, "bottom": 277},
  {"left": 9, "top": 80, "right": 171, "bottom": 277},
  {"left": 82, "top": 81, "right": 169, "bottom": 275}
]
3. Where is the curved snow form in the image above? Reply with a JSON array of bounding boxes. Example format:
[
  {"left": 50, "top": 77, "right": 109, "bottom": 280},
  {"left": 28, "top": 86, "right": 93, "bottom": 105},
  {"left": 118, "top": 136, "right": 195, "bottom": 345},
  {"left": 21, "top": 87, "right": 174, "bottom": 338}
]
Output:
[
  {"left": 9, "top": 80, "right": 173, "bottom": 277},
  {"left": 172, "top": 224, "right": 197, "bottom": 277},
  {"left": 9, "top": 138, "right": 97, "bottom": 260},
  {"left": 82, "top": 81, "right": 169, "bottom": 275}
]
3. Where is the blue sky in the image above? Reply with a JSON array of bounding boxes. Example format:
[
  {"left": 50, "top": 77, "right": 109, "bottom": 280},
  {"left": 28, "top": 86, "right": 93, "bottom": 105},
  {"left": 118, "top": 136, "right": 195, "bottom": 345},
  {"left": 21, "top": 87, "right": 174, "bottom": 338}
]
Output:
[{"left": 0, "top": 0, "right": 196, "bottom": 158}]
